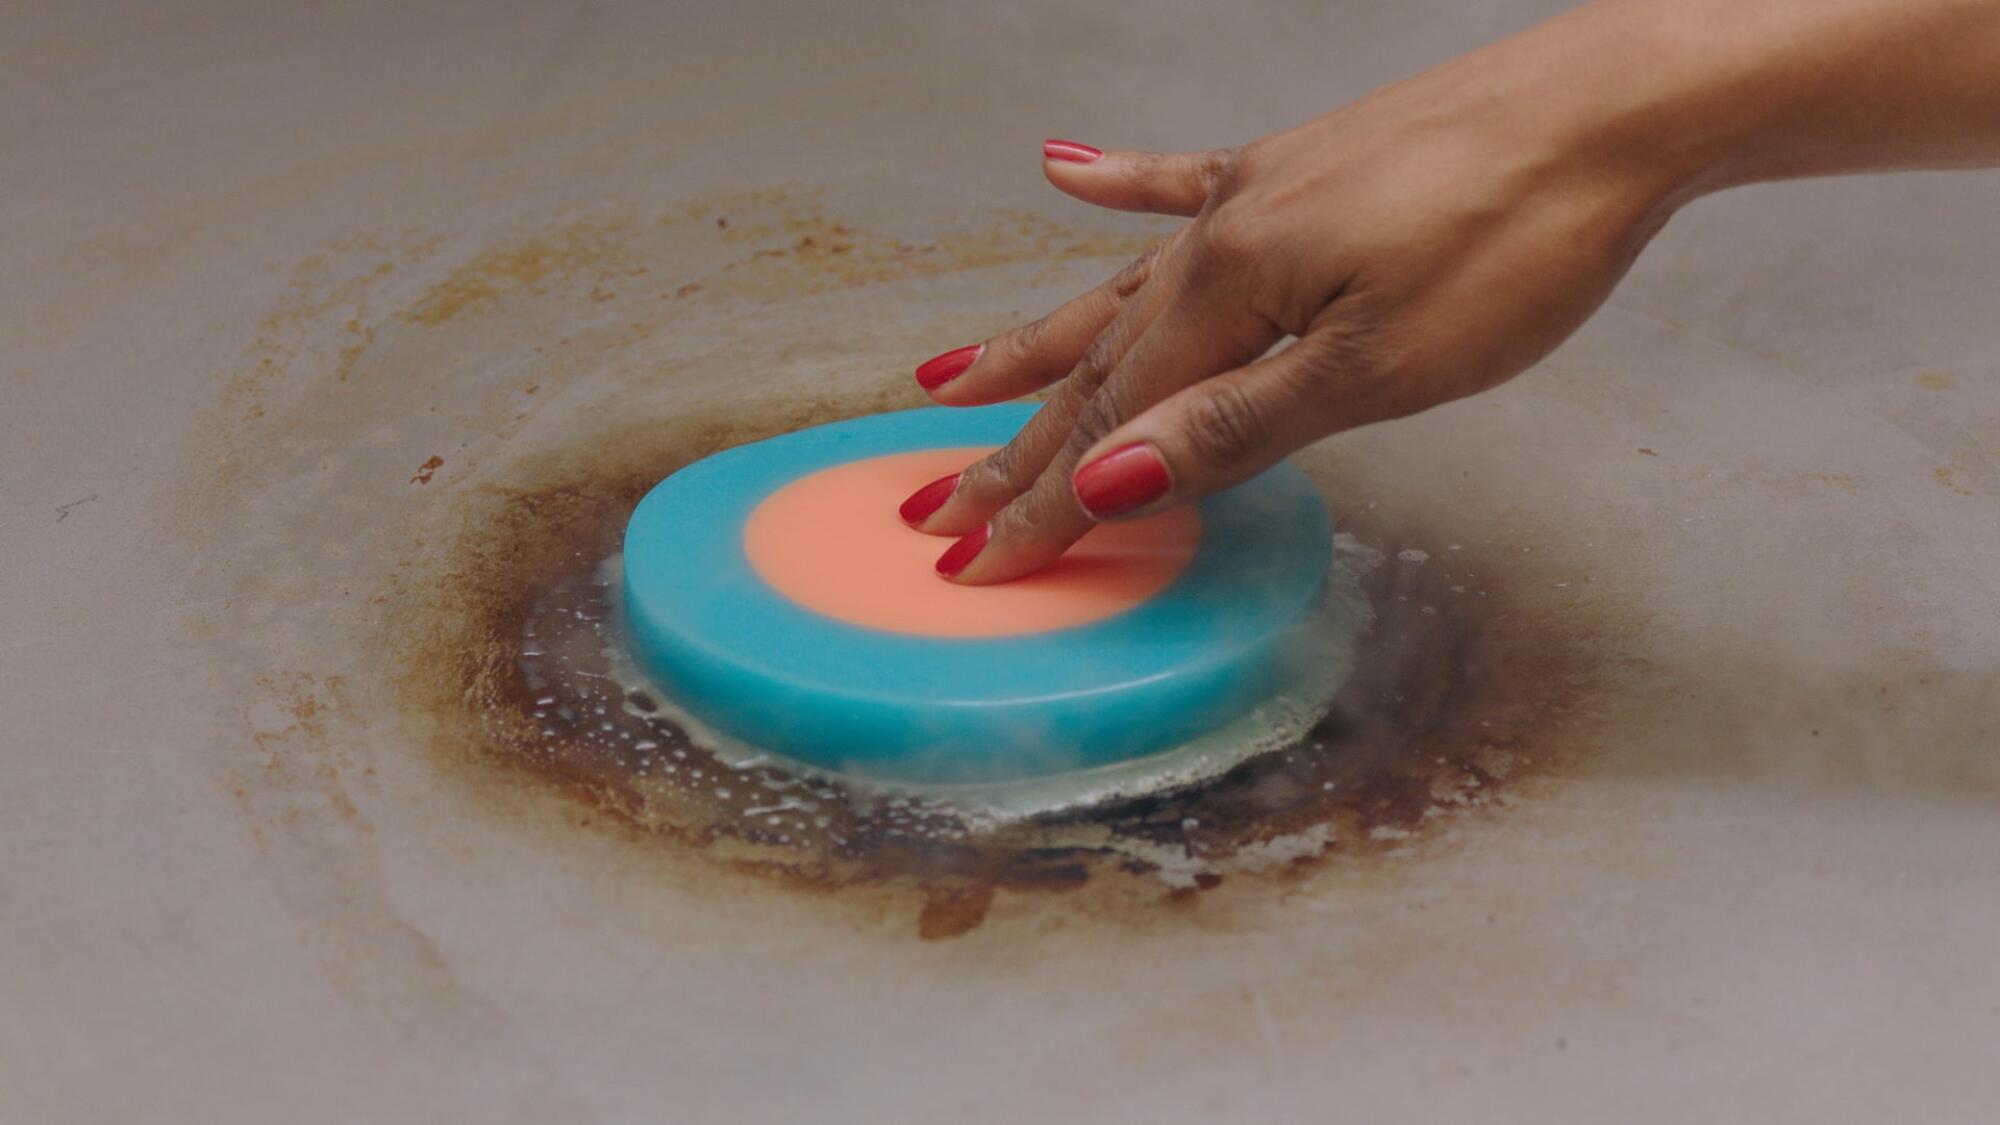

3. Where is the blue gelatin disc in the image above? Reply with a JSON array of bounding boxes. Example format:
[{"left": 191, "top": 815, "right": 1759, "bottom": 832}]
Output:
[{"left": 621, "top": 404, "right": 1331, "bottom": 784}]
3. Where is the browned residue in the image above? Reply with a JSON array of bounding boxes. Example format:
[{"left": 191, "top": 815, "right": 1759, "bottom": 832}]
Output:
[
  {"left": 410, "top": 454, "right": 444, "bottom": 484},
  {"left": 230, "top": 671, "right": 464, "bottom": 1015},
  {"left": 1803, "top": 471, "right": 1858, "bottom": 491},
  {"left": 918, "top": 885, "right": 997, "bottom": 941},
  {"left": 405, "top": 219, "right": 638, "bottom": 327},
  {"left": 176, "top": 188, "right": 1156, "bottom": 533},
  {"left": 368, "top": 396, "right": 1629, "bottom": 940},
  {"left": 395, "top": 192, "right": 1154, "bottom": 332},
  {"left": 174, "top": 185, "right": 1638, "bottom": 948},
  {"left": 1936, "top": 466, "right": 1975, "bottom": 496}
]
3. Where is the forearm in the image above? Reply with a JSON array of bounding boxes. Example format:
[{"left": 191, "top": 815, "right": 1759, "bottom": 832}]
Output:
[{"left": 1498, "top": 0, "right": 2000, "bottom": 200}]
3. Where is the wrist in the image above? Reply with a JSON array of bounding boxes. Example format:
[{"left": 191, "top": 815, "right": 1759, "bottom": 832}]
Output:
[
  {"left": 1497, "top": 1, "right": 1782, "bottom": 210},
  {"left": 1518, "top": 0, "right": 2000, "bottom": 200}
]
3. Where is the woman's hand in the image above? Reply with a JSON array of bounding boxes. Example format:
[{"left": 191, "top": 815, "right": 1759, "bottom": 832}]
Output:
[
  {"left": 901, "top": 28, "right": 1684, "bottom": 584},
  {"left": 899, "top": 0, "right": 2000, "bottom": 585}
]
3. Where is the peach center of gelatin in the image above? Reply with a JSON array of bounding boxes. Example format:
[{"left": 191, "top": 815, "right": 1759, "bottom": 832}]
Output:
[{"left": 743, "top": 447, "right": 1202, "bottom": 638}]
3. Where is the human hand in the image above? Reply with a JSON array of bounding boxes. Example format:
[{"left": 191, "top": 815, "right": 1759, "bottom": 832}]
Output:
[
  {"left": 900, "top": 29, "right": 1683, "bottom": 583},
  {"left": 899, "top": 0, "right": 2000, "bottom": 585}
]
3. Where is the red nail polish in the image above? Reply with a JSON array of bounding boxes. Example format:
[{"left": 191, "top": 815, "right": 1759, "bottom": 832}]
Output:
[
  {"left": 899, "top": 472, "right": 960, "bottom": 525},
  {"left": 935, "top": 524, "right": 991, "bottom": 577},
  {"left": 1043, "top": 139, "right": 1103, "bottom": 164},
  {"left": 915, "top": 344, "right": 982, "bottom": 391},
  {"left": 1073, "top": 443, "right": 1171, "bottom": 519}
]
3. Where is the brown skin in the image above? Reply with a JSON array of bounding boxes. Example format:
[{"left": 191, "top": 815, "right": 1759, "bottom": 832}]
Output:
[{"left": 910, "top": 0, "right": 2000, "bottom": 584}]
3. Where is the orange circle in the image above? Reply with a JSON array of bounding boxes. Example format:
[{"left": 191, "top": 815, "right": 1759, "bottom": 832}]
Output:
[{"left": 743, "top": 448, "right": 1203, "bottom": 638}]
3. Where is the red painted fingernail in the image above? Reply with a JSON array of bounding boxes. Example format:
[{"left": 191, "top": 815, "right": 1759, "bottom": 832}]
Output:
[
  {"left": 1043, "top": 139, "right": 1103, "bottom": 164},
  {"left": 1073, "top": 442, "right": 1171, "bottom": 519},
  {"left": 899, "top": 472, "right": 960, "bottom": 526},
  {"left": 915, "top": 344, "right": 982, "bottom": 391},
  {"left": 935, "top": 524, "right": 991, "bottom": 578}
]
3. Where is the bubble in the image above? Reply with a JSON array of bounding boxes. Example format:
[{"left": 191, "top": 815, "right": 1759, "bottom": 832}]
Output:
[{"left": 470, "top": 512, "right": 1578, "bottom": 899}]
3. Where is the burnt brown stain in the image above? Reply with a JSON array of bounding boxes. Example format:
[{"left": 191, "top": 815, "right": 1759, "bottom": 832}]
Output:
[
  {"left": 918, "top": 885, "right": 997, "bottom": 941},
  {"left": 174, "top": 184, "right": 1642, "bottom": 947},
  {"left": 371, "top": 390, "right": 1634, "bottom": 941},
  {"left": 1802, "top": 471, "right": 1858, "bottom": 492},
  {"left": 403, "top": 219, "right": 638, "bottom": 327},
  {"left": 410, "top": 454, "right": 444, "bottom": 484},
  {"left": 230, "top": 670, "right": 470, "bottom": 1016},
  {"left": 185, "top": 188, "right": 1152, "bottom": 502},
  {"left": 393, "top": 193, "right": 1156, "bottom": 334},
  {"left": 1936, "top": 466, "right": 1975, "bottom": 496}
]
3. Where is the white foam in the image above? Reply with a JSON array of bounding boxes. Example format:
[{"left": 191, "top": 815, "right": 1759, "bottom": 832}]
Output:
[{"left": 593, "top": 534, "right": 1380, "bottom": 822}]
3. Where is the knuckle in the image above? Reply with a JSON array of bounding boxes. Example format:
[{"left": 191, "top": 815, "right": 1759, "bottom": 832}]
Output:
[
  {"left": 1338, "top": 318, "right": 1407, "bottom": 390},
  {"left": 1183, "top": 380, "right": 1272, "bottom": 467},
  {"left": 1067, "top": 331, "right": 1123, "bottom": 396},
  {"left": 1303, "top": 316, "right": 1431, "bottom": 421},
  {"left": 1016, "top": 481, "right": 1068, "bottom": 528},
  {"left": 1197, "top": 205, "right": 1263, "bottom": 262},
  {"left": 1122, "top": 149, "right": 1166, "bottom": 187},
  {"left": 970, "top": 438, "right": 1033, "bottom": 495},
  {"left": 1070, "top": 386, "right": 1128, "bottom": 450},
  {"left": 997, "top": 316, "right": 1048, "bottom": 366},
  {"left": 1301, "top": 318, "right": 1379, "bottom": 379},
  {"left": 991, "top": 482, "right": 1067, "bottom": 542},
  {"left": 1106, "top": 249, "right": 1156, "bottom": 300},
  {"left": 1195, "top": 147, "right": 1242, "bottom": 195}
]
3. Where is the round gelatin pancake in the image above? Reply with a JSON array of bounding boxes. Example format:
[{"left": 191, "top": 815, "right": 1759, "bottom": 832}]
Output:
[{"left": 621, "top": 404, "right": 1332, "bottom": 784}]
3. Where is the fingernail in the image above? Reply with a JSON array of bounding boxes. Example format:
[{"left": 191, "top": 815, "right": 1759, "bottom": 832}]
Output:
[
  {"left": 915, "top": 344, "right": 983, "bottom": 391},
  {"left": 1043, "top": 139, "right": 1103, "bottom": 164},
  {"left": 935, "top": 524, "right": 991, "bottom": 578},
  {"left": 1073, "top": 442, "right": 1171, "bottom": 519},
  {"left": 898, "top": 472, "right": 960, "bottom": 526}
]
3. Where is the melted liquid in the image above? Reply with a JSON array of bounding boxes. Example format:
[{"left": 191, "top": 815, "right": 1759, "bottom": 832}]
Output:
[
  {"left": 490, "top": 522, "right": 1573, "bottom": 896},
  {"left": 377, "top": 396, "right": 1616, "bottom": 938}
]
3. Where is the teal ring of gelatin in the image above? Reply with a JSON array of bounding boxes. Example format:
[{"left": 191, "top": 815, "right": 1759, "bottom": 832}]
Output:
[{"left": 621, "top": 404, "right": 1332, "bottom": 784}]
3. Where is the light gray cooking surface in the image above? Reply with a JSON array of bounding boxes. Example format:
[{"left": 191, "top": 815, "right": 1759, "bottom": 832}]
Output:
[{"left": 5, "top": 1, "right": 1997, "bottom": 1121}]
